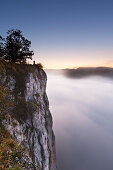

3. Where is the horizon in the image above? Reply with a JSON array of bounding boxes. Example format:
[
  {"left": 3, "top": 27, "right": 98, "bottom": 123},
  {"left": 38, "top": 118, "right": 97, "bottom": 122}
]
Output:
[{"left": 44, "top": 65, "right": 113, "bottom": 70}]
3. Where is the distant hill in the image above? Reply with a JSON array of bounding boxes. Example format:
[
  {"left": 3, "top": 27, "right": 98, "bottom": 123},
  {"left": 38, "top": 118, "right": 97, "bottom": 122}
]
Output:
[{"left": 64, "top": 67, "right": 113, "bottom": 78}]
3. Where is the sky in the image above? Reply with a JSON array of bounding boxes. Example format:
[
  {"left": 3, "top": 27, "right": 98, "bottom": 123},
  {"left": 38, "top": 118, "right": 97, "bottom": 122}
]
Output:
[{"left": 0, "top": 0, "right": 113, "bottom": 69}]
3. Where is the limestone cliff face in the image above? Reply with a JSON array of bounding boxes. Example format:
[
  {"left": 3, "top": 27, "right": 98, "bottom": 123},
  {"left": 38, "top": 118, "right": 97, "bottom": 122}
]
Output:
[{"left": 0, "top": 62, "right": 56, "bottom": 170}]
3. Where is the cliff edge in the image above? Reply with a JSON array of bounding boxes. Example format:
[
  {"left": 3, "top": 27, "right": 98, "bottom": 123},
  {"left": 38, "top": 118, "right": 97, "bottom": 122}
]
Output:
[{"left": 0, "top": 61, "right": 56, "bottom": 170}]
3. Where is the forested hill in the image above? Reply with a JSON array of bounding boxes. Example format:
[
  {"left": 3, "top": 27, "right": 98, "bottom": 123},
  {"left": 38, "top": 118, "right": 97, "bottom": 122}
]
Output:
[{"left": 64, "top": 67, "right": 113, "bottom": 78}]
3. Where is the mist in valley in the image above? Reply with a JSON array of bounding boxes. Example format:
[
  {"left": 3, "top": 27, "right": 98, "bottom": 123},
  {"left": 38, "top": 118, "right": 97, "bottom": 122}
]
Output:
[{"left": 46, "top": 69, "right": 113, "bottom": 170}]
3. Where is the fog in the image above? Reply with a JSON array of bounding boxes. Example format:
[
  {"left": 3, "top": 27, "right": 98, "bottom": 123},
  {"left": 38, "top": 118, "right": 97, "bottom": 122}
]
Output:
[{"left": 46, "top": 70, "right": 113, "bottom": 170}]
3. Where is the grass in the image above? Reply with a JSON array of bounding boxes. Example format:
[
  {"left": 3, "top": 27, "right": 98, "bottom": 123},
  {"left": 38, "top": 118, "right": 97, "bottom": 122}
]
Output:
[{"left": 0, "top": 125, "right": 24, "bottom": 169}]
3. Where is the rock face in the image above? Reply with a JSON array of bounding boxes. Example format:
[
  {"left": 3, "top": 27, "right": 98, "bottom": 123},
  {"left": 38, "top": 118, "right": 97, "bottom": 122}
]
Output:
[{"left": 0, "top": 62, "right": 56, "bottom": 170}]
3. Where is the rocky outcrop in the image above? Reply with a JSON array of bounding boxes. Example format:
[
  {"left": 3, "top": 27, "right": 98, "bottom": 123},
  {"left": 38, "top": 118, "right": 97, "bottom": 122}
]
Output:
[{"left": 0, "top": 61, "right": 56, "bottom": 170}]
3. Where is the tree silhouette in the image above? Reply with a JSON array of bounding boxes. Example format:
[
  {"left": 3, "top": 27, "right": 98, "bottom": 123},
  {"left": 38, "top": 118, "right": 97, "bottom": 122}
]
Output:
[{"left": 4, "top": 29, "right": 34, "bottom": 63}]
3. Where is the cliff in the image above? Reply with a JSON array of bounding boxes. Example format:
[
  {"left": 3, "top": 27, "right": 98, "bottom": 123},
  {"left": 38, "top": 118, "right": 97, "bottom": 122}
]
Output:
[{"left": 0, "top": 61, "right": 56, "bottom": 170}]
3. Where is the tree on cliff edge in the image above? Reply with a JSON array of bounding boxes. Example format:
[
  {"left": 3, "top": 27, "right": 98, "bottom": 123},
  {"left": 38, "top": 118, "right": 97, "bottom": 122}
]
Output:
[{"left": 4, "top": 29, "right": 34, "bottom": 63}]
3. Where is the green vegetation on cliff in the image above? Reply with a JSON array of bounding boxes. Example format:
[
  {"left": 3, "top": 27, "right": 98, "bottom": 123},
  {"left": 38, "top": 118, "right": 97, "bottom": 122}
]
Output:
[
  {"left": 0, "top": 126, "right": 24, "bottom": 169},
  {"left": 0, "top": 63, "right": 23, "bottom": 169}
]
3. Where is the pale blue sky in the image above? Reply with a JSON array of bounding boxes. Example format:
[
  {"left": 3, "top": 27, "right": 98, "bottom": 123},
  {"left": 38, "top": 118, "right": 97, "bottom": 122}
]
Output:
[{"left": 0, "top": 0, "right": 113, "bottom": 68}]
